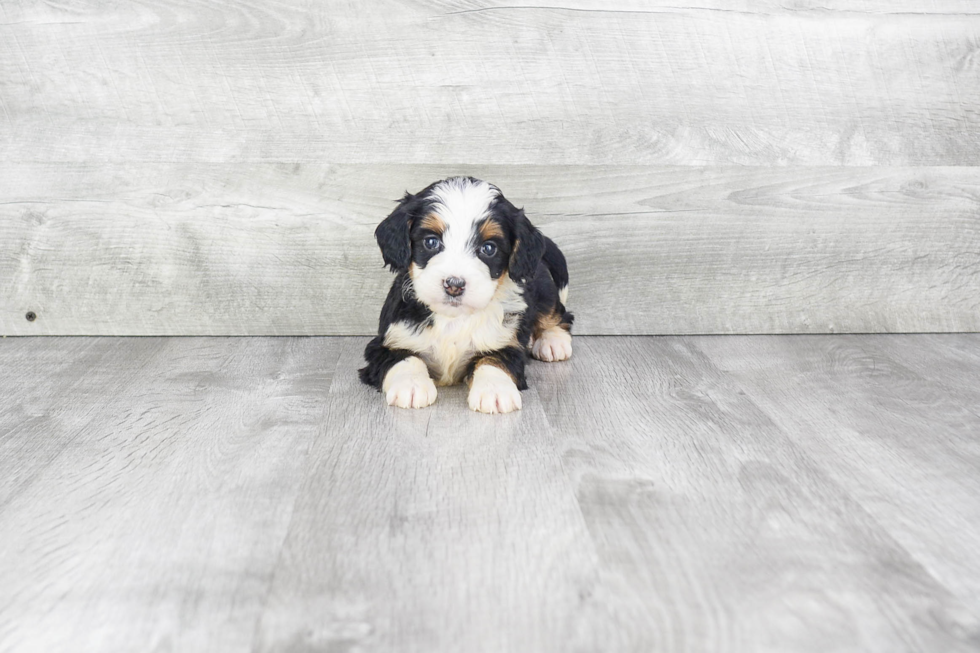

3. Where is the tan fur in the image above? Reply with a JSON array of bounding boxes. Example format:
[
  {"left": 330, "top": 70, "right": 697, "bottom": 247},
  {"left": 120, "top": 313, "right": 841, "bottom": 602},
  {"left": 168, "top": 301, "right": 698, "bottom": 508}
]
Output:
[
  {"left": 533, "top": 307, "right": 570, "bottom": 341},
  {"left": 468, "top": 355, "right": 517, "bottom": 386},
  {"left": 478, "top": 218, "right": 504, "bottom": 241},
  {"left": 418, "top": 213, "right": 447, "bottom": 234},
  {"left": 384, "top": 274, "right": 525, "bottom": 386}
]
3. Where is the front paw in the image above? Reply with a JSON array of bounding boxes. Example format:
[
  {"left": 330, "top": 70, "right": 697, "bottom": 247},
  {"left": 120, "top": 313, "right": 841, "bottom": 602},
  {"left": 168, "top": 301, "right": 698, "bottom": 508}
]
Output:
[
  {"left": 383, "top": 357, "right": 437, "bottom": 409},
  {"left": 468, "top": 365, "right": 522, "bottom": 414}
]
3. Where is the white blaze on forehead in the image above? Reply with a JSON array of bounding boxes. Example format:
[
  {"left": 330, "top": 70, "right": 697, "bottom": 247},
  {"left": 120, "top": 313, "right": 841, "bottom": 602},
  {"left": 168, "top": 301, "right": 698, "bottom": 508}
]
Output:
[
  {"left": 428, "top": 178, "right": 498, "bottom": 250},
  {"left": 411, "top": 177, "right": 502, "bottom": 318}
]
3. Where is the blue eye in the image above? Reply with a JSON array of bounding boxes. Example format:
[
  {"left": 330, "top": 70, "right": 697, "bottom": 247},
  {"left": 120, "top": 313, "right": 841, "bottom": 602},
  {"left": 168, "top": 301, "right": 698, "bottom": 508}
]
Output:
[
  {"left": 480, "top": 242, "right": 497, "bottom": 257},
  {"left": 423, "top": 236, "right": 441, "bottom": 250}
]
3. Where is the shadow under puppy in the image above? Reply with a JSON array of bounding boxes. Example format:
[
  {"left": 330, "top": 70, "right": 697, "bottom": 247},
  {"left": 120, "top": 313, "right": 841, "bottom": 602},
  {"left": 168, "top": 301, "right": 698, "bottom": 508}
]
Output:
[{"left": 359, "top": 176, "right": 573, "bottom": 413}]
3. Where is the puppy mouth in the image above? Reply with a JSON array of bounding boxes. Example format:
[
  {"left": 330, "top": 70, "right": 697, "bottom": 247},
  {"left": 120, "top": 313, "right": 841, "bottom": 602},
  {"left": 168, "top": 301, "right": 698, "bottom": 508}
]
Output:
[{"left": 443, "top": 296, "right": 464, "bottom": 308}]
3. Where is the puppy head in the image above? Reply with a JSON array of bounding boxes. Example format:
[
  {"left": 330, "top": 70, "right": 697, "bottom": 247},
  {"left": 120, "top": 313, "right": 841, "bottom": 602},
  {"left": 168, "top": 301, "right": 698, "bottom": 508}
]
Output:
[{"left": 375, "top": 177, "right": 545, "bottom": 317}]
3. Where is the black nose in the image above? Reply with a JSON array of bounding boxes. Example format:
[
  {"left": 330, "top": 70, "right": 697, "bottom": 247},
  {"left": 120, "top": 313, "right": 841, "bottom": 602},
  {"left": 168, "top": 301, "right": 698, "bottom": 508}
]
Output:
[{"left": 443, "top": 277, "right": 466, "bottom": 297}]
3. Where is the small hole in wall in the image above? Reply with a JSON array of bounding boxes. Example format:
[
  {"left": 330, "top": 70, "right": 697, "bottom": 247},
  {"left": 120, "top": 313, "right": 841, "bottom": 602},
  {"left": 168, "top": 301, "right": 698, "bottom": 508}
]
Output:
[{"left": 25, "top": 311, "right": 37, "bottom": 322}]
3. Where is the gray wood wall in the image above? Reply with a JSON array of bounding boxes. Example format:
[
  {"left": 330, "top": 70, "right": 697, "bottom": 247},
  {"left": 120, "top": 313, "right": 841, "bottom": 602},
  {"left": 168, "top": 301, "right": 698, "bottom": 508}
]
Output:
[{"left": 2, "top": 1, "right": 978, "bottom": 335}]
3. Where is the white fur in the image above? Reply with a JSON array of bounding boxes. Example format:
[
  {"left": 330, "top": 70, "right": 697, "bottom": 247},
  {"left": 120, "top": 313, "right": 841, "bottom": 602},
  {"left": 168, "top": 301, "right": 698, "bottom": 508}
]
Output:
[
  {"left": 429, "top": 177, "right": 499, "bottom": 229},
  {"left": 411, "top": 178, "right": 501, "bottom": 317},
  {"left": 382, "top": 356, "right": 438, "bottom": 409},
  {"left": 468, "top": 364, "right": 522, "bottom": 414},
  {"left": 558, "top": 285, "right": 568, "bottom": 305},
  {"left": 385, "top": 275, "right": 526, "bottom": 385},
  {"left": 531, "top": 326, "right": 572, "bottom": 362}
]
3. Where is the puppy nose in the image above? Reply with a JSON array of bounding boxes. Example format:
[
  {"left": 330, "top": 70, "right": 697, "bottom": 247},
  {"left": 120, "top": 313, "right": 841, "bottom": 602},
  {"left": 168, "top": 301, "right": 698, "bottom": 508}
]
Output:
[{"left": 443, "top": 276, "right": 466, "bottom": 297}]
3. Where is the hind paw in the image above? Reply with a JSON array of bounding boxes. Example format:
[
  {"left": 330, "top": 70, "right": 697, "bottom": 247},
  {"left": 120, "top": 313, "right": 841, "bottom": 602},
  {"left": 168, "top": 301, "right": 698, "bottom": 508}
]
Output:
[{"left": 531, "top": 327, "right": 572, "bottom": 362}]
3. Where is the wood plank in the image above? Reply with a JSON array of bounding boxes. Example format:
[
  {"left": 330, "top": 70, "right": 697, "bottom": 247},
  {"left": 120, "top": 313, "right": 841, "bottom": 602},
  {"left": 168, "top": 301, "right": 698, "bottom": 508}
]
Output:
[
  {"left": 255, "top": 339, "right": 600, "bottom": 652},
  {"left": 0, "top": 337, "right": 169, "bottom": 508},
  {"left": 0, "top": 337, "right": 344, "bottom": 653},
  {"left": 529, "top": 337, "right": 978, "bottom": 651},
  {"left": 3, "top": 164, "right": 978, "bottom": 336},
  {"left": 697, "top": 334, "right": 980, "bottom": 608},
  {"left": 2, "top": 335, "right": 979, "bottom": 650},
  {"left": 861, "top": 334, "right": 980, "bottom": 410},
  {"left": 1, "top": 1, "right": 978, "bottom": 164}
]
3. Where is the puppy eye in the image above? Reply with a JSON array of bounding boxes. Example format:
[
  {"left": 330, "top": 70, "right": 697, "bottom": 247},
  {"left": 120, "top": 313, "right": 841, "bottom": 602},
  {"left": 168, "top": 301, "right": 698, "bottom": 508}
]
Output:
[
  {"left": 423, "top": 236, "right": 441, "bottom": 250},
  {"left": 480, "top": 242, "right": 497, "bottom": 257}
]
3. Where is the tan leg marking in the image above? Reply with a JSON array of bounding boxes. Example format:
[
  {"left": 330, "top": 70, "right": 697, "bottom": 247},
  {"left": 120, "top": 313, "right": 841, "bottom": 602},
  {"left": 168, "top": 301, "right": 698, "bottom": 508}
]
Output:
[
  {"left": 467, "top": 356, "right": 517, "bottom": 387},
  {"left": 531, "top": 307, "right": 572, "bottom": 362}
]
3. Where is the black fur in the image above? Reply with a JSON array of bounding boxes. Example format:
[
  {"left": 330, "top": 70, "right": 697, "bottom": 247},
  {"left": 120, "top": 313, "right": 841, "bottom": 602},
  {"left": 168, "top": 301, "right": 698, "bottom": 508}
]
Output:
[
  {"left": 541, "top": 236, "right": 569, "bottom": 292},
  {"left": 498, "top": 200, "right": 546, "bottom": 285},
  {"left": 522, "top": 260, "right": 573, "bottom": 330},
  {"left": 374, "top": 191, "right": 422, "bottom": 273},
  {"left": 358, "top": 336, "right": 413, "bottom": 389},
  {"left": 358, "top": 271, "right": 433, "bottom": 388},
  {"left": 359, "top": 177, "right": 572, "bottom": 399},
  {"left": 464, "top": 346, "right": 530, "bottom": 391}
]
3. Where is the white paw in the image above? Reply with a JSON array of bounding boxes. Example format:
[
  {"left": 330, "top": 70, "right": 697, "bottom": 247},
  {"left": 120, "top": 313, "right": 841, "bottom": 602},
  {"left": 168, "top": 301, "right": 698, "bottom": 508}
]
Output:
[
  {"left": 531, "top": 327, "right": 572, "bottom": 362},
  {"left": 382, "top": 357, "right": 437, "bottom": 409},
  {"left": 468, "top": 365, "right": 522, "bottom": 414}
]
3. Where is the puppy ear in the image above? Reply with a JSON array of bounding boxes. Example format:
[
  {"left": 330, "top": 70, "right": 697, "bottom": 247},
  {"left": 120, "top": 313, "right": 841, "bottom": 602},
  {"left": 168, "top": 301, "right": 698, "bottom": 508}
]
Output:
[
  {"left": 375, "top": 192, "right": 416, "bottom": 272},
  {"left": 509, "top": 209, "right": 546, "bottom": 284}
]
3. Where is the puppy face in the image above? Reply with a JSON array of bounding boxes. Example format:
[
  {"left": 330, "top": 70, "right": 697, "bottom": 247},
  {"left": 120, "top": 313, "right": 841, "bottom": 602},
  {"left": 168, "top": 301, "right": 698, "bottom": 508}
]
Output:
[
  {"left": 408, "top": 179, "right": 509, "bottom": 315},
  {"left": 375, "top": 177, "right": 544, "bottom": 317}
]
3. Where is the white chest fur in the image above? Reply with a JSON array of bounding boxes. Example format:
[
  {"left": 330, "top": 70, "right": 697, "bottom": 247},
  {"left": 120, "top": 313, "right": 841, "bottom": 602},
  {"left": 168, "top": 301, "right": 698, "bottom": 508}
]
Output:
[{"left": 383, "top": 276, "right": 526, "bottom": 385}]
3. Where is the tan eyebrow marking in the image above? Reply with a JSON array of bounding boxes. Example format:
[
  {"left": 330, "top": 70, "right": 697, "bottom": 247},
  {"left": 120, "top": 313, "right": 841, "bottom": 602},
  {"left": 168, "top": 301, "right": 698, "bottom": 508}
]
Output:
[
  {"left": 478, "top": 218, "right": 504, "bottom": 241},
  {"left": 419, "top": 213, "right": 447, "bottom": 234}
]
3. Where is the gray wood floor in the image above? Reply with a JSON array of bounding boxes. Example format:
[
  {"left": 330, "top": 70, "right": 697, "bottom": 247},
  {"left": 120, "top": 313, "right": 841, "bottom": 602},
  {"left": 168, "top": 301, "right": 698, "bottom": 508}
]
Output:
[{"left": 1, "top": 335, "right": 979, "bottom": 652}]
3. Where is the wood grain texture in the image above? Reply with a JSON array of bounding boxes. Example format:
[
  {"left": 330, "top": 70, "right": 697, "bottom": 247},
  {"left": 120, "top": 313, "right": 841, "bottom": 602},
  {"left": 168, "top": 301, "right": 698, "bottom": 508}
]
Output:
[
  {"left": 2, "top": 335, "right": 980, "bottom": 651},
  {"left": 697, "top": 334, "right": 980, "bottom": 610},
  {"left": 0, "top": 338, "right": 170, "bottom": 508},
  {"left": 529, "top": 336, "right": 980, "bottom": 652},
  {"left": 3, "top": 164, "right": 978, "bottom": 335},
  {"left": 0, "top": 337, "right": 343, "bottom": 653},
  {"left": 255, "top": 339, "right": 599, "bottom": 652},
  {"left": 1, "top": 0, "right": 979, "bottom": 165}
]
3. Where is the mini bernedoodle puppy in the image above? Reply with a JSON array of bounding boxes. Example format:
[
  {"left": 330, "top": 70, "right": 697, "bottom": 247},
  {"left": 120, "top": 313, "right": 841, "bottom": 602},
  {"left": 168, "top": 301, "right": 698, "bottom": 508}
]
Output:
[{"left": 359, "top": 176, "right": 573, "bottom": 413}]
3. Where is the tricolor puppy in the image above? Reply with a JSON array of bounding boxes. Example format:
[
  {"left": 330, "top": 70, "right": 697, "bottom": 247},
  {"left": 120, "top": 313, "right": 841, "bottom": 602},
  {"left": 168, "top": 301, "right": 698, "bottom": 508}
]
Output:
[{"left": 359, "top": 176, "right": 573, "bottom": 413}]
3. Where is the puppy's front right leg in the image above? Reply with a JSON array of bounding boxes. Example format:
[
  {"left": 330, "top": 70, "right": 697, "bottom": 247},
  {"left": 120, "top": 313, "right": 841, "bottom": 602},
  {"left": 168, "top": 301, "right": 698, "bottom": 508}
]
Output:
[{"left": 383, "top": 356, "right": 438, "bottom": 409}]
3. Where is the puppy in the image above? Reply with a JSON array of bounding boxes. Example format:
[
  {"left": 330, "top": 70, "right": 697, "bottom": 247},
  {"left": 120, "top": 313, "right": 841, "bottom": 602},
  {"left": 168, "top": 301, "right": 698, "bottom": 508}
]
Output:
[{"left": 359, "top": 176, "right": 573, "bottom": 413}]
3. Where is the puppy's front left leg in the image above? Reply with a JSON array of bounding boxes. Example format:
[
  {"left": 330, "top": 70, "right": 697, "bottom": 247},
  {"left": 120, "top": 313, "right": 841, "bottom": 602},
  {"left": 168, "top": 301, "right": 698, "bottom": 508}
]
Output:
[
  {"left": 383, "top": 356, "right": 438, "bottom": 409},
  {"left": 467, "top": 354, "right": 525, "bottom": 414}
]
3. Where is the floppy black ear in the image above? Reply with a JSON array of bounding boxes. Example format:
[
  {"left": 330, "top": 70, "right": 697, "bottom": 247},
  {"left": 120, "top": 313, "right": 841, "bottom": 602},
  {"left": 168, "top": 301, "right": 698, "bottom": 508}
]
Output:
[
  {"left": 375, "top": 192, "right": 416, "bottom": 272},
  {"left": 509, "top": 209, "right": 546, "bottom": 284}
]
